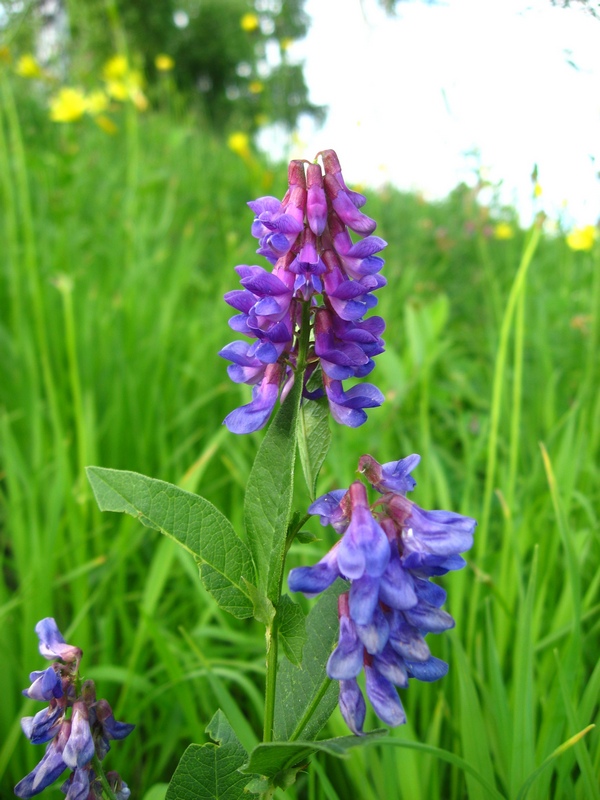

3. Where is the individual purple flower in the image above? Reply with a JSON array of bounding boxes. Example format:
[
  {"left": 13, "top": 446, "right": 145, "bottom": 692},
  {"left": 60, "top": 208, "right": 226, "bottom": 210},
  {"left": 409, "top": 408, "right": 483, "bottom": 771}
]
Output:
[
  {"left": 21, "top": 701, "right": 64, "bottom": 745},
  {"left": 339, "top": 678, "right": 366, "bottom": 736},
  {"left": 15, "top": 719, "right": 71, "bottom": 798},
  {"left": 62, "top": 702, "right": 95, "bottom": 770},
  {"left": 35, "top": 619, "right": 81, "bottom": 664},
  {"left": 60, "top": 767, "right": 91, "bottom": 800},
  {"left": 322, "top": 373, "right": 385, "bottom": 428},
  {"left": 223, "top": 362, "right": 285, "bottom": 434},
  {"left": 359, "top": 453, "right": 420, "bottom": 495},
  {"left": 23, "top": 667, "right": 63, "bottom": 702},
  {"left": 221, "top": 150, "right": 387, "bottom": 433},
  {"left": 288, "top": 453, "right": 475, "bottom": 733}
]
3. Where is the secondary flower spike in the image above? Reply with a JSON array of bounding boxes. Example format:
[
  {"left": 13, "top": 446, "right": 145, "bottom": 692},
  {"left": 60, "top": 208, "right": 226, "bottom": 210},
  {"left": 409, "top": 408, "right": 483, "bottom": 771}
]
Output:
[
  {"left": 220, "top": 150, "right": 387, "bottom": 433},
  {"left": 288, "top": 454, "right": 476, "bottom": 734},
  {"left": 15, "top": 619, "right": 133, "bottom": 799}
]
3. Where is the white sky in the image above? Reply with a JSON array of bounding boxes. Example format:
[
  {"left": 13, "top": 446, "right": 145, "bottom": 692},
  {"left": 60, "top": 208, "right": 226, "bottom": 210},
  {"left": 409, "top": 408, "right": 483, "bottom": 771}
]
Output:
[{"left": 260, "top": 0, "right": 600, "bottom": 227}]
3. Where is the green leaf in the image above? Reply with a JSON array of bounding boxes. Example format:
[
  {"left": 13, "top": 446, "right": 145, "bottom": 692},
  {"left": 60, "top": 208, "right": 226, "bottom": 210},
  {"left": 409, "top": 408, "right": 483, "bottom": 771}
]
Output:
[
  {"left": 274, "top": 581, "right": 345, "bottom": 742},
  {"left": 86, "top": 467, "right": 255, "bottom": 619},
  {"left": 295, "top": 530, "right": 320, "bottom": 544},
  {"left": 165, "top": 710, "right": 251, "bottom": 800},
  {"left": 244, "top": 377, "right": 302, "bottom": 602},
  {"left": 277, "top": 595, "right": 306, "bottom": 666},
  {"left": 297, "top": 396, "right": 331, "bottom": 500},
  {"left": 242, "top": 731, "right": 388, "bottom": 788}
]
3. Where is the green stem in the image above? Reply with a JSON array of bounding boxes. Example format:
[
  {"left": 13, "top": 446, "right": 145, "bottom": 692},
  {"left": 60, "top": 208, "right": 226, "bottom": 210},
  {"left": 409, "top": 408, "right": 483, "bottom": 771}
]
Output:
[
  {"left": 262, "top": 300, "right": 312, "bottom": 745},
  {"left": 288, "top": 675, "right": 332, "bottom": 742},
  {"left": 262, "top": 622, "right": 278, "bottom": 743},
  {"left": 91, "top": 754, "right": 118, "bottom": 800}
]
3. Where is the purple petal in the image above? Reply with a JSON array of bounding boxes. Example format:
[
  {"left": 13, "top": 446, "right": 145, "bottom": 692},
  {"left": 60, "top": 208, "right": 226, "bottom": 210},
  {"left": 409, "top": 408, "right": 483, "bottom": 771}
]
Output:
[
  {"left": 95, "top": 700, "right": 136, "bottom": 741},
  {"left": 307, "top": 489, "right": 349, "bottom": 532},
  {"left": 339, "top": 679, "right": 366, "bottom": 736},
  {"left": 348, "top": 574, "right": 381, "bottom": 626},
  {"left": 288, "top": 546, "right": 341, "bottom": 596},
  {"left": 63, "top": 703, "right": 94, "bottom": 769},
  {"left": 327, "top": 615, "right": 364, "bottom": 680},
  {"left": 413, "top": 578, "right": 447, "bottom": 608},
  {"left": 23, "top": 667, "right": 63, "bottom": 701},
  {"left": 35, "top": 619, "right": 81, "bottom": 663},
  {"left": 14, "top": 721, "right": 70, "bottom": 798},
  {"left": 403, "top": 602, "right": 455, "bottom": 634},
  {"left": 355, "top": 606, "right": 390, "bottom": 655},
  {"left": 61, "top": 767, "right": 90, "bottom": 800},
  {"left": 388, "top": 612, "right": 431, "bottom": 662},
  {"left": 21, "top": 703, "right": 63, "bottom": 745},
  {"left": 373, "top": 645, "right": 409, "bottom": 688},
  {"left": 223, "top": 366, "right": 281, "bottom": 434},
  {"left": 405, "top": 656, "right": 449, "bottom": 682},
  {"left": 379, "top": 553, "right": 418, "bottom": 610},
  {"left": 365, "top": 665, "right": 406, "bottom": 726}
]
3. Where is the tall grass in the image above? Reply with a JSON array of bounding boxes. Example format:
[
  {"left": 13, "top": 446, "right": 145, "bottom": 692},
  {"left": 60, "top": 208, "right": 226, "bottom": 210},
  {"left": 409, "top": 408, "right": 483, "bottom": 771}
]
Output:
[{"left": 1, "top": 70, "right": 598, "bottom": 799}]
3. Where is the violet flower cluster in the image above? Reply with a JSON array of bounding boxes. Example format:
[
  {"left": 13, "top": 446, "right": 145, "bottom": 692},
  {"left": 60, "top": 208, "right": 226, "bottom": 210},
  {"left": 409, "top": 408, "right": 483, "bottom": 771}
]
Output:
[
  {"left": 15, "top": 619, "right": 133, "bottom": 799},
  {"left": 288, "top": 454, "right": 475, "bottom": 734},
  {"left": 220, "top": 149, "right": 387, "bottom": 433}
]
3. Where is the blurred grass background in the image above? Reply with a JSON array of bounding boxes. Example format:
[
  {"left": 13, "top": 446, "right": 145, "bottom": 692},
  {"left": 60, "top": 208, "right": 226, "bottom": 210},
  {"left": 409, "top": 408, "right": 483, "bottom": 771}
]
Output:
[{"left": 1, "top": 32, "right": 599, "bottom": 799}]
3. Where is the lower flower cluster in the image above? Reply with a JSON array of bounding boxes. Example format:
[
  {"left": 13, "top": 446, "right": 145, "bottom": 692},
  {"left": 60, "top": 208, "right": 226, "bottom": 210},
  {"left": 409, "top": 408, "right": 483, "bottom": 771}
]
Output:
[
  {"left": 288, "top": 454, "right": 475, "bottom": 734},
  {"left": 15, "top": 619, "right": 133, "bottom": 799}
]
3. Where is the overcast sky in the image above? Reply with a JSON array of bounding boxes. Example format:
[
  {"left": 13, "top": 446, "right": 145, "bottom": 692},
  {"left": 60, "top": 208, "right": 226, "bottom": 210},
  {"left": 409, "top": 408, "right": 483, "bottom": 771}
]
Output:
[{"left": 260, "top": 0, "right": 600, "bottom": 227}]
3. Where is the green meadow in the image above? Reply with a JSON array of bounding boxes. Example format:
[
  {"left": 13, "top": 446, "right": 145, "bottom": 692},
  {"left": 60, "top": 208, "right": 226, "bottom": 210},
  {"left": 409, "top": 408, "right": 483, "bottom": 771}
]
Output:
[{"left": 1, "top": 66, "right": 599, "bottom": 799}]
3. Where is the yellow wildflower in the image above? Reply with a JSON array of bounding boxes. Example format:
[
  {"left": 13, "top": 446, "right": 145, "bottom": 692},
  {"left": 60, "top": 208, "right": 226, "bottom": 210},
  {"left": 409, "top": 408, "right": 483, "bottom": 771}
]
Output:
[
  {"left": 103, "top": 55, "right": 128, "bottom": 81},
  {"left": 16, "top": 54, "right": 42, "bottom": 78},
  {"left": 566, "top": 225, "right": 596, "bottom": 252},
  {"left": 85, "top": 90, "right": 109, "bottom": 115},
  {"left": 494, "top": 222, "right": 514, "bottom": 240},
  {"left": 49, "top": 88, "right": 87, "bottom": 122},
  {"left": 155, "top": 54, "right": 174, "bottom": 71},
  {"left": 240, "top": 13, "right": 260, "bottom": 32},
  {"left": 280, "top": 38, "right": 294, "bottom": 52},
  {"left": 95, "top": 114, "right": 118, "bottom": 135},
  {"left": 105, "top": 79, "right": 129, "bottom": 101},
  {"left": 228, "top": 131, "right": 251, "bottom": 159},
  {"left": 249, "top": 80, "right": 264, "bottom": 94},
  {"left": 533, "top": 182, "right": 543, "bottom": 198}
]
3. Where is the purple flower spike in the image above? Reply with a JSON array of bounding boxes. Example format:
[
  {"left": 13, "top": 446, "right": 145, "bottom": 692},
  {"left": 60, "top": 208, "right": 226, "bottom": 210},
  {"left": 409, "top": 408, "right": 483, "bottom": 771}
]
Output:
[
  {"left": 288, "top": 452, "right": 474, "bottom": 734},
  {"left": 221, "top": 149, "right": 387, "bottom": 432},
  {"left": 35, "top": 619, "right": 81, "bottom": 664}
]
